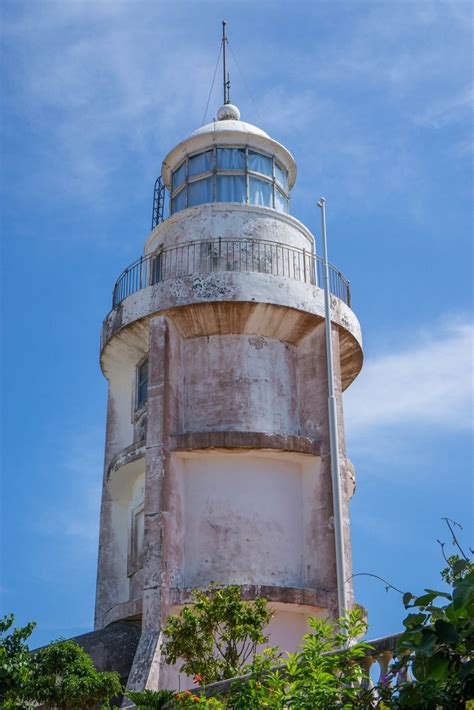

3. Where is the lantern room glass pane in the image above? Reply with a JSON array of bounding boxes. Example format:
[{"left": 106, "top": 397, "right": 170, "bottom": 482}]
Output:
[
  {"left": 275, "top": 188, "right": 288, "bottom": 213},
  {"left": 188, "top": 150, "right": 213, "bottom": 177},
  {"left": 249, "top": 177, "right": 272, "bottom": 207},
  {"left": 171, "top": 187, "right": 186, "bottom": 214},
  {"left": 248, "top": 150, "right": 273, "bottom": 177},
  {"left": 217, "top": 147, "right": 245, "bottom": 170},
  {"left": 188, "top": 177, "right": 212, "bottom": 207},
  {"left": 172, "top": 161, "right": 186, "bottom": 191},
  {"left": 216, "top": 175, "right": 246, "bottom": 203},
  {"left": 275, "top": 162, "right": 288, "bottom": 191}
]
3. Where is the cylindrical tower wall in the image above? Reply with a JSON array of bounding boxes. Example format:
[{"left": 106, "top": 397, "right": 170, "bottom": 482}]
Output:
[
  {"left": 145, "top": 204, "right": 315, "bottom": 255},
  {"left": 95, "top": 105, "right": 363, "bottom": 693}
]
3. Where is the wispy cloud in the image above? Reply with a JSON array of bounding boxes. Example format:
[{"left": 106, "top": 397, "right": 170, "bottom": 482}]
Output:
[
  {"left": 32, "top": 427, "right": 104, "bottom": 549},
  {"left": 414, "top": 88, "right": 474, "bottom": 129},
  {"left": 344, "top": 317, "right": 474, "bottom": 442},
  {"left": 58, "top": 429, "right": 104, "bottom": 543},
  {"left": 2, "top": 0, "right": 471, "bottom": 211}
]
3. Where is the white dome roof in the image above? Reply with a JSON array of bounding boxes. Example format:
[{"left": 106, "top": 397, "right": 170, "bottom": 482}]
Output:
[
  {"left": 161, "top": 103, "right": 297, "bottom": 190},
  {"left": 191, "top": 118, "right": 270, "bottom": 140}
]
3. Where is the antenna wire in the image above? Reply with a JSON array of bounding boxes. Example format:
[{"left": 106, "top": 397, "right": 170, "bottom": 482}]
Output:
[{"left": 202, "top": 43, "right": 223, "bottom": 126}]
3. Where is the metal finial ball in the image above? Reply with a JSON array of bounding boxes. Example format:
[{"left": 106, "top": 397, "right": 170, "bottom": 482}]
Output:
[{"left": 217, "top": 103, "right": 241, "bottom": 121}]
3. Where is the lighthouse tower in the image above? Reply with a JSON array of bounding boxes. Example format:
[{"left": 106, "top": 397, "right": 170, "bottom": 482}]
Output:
[{"left": 94, "top": 94, "right": 363, "bottom": 691}]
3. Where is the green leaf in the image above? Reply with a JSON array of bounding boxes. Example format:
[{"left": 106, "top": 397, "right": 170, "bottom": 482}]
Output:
[
  {"left": 403, "top": 592, "right": 414, "bottom": 607},
  {"left": 424, "top": 588, "right": 452, "bottom": 599},
  {"left": 419, "top": 629, "right": 438, "bottom": 656},
  {"left": 424, "top": 654, "right": 450, "bottom": 680},
  {"left": 452, "top": 558, "right": 469, "bottom": 576},
  {"left": 434, "top": 619, "right": 459, "bottom": 644},
  {"left": 414, "top": 592, "right": 438, "bottom": 607},
  {"left": 403, "top": 612, "right": 427, "bottom": 629},
  {"left": 453, "top": 573, "right": 474, "bottom": 610}
]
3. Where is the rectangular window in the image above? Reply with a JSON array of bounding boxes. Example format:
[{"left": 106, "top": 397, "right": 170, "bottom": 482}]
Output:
[
  {"left": 188, "top": 150, "right": 213, "bottom": 177},
  {"left": 275, "top": 188, "right": 288, "bottom": 214},
  {"left": 275, "top": 162, "right": 288, "bottom": 191},
  {"left": 171, "top": 187, "right": 186, "bottom": 214},
  {"left": 172, "top": 161, "right": 186, "bottom": 191},
  {"left": 137, "top": 358, "right": 148, "bottom": 409},
  {"left": 151, "top": 253, "right": 163, "bottom": 284},
  {"left": 188, "top": 177, "right": 212, "bottom": 206},
  {"left": 134, "top": 507, "right": 145, "bottom": 559},
  {"left": 128, "top": 501, "right": 145, "bottom": 576},
  {"left": 216, "top": 175, "right": 246, "bottom": 203},
  {"left": 248, "top": 150, "right": 273, "bottom": 177},
  {"left": 217, "top": 147, "right": 245, "bottom": 170},
  {"left": 249, "top": 177, "right": 272, "bottom": 207}
]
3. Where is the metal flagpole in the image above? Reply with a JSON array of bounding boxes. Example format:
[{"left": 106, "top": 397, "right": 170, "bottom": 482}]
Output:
[
  {"left": 222, "top": 21, "right": 230, "bottom": 104},
  {"left": 317, "top": 197, "right": 348, "bottom": 619}
]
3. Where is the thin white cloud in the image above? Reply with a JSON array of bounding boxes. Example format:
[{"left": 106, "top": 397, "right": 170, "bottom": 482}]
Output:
[
  {"left": 2, "top": 0, "right": 471, "bottom": 211},
  {"left": 414, "top": 88, "right": 474, "bottom": 129},
  {"left": 344, "top": 317, "right": 474, "bottom": 438},
  {"left": 33, "top": 427, "right": 104, "bottom": 548},
  {"left": 59, "top": 429, "right": 103, "bottom": 543}
]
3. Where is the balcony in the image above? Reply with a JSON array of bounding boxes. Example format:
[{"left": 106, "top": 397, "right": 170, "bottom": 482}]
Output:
[{"left": 112, "top": 238, "right": 351, "bottom": 310}]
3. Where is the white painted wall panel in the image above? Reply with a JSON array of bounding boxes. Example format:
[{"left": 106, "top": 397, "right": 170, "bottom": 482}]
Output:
[{"left": 181, "top": 453, "right": 305, "bottom": 587}]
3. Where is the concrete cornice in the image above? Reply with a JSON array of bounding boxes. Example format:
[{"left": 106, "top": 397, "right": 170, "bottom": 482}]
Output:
[{"left": 170, "top": 431, "right": 320, "bottom": 456}]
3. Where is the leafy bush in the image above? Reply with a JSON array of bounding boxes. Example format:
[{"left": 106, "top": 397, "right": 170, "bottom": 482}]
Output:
[
  {"left": 0, "top": 613, "right": 36, "bottom": 709},
  {"left": 26, "top": 638, "right": 122, "bottom": 709},
  {"left": 229, "top": 607, "right": 372, "bottom": 709},
  {"left": 383, "top": 563, "right": 474, "bottom": 708},
  {"left": 126, "top": 688, "right": 177, "bottom": 708},
  {"left": 163, "top": 585, "right": 272, "bottom": 685},
  {"left": 0, "top": 615, "right": 122, "bottom": 709}
]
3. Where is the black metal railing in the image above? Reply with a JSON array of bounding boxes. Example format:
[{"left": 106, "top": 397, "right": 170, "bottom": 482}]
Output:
[{"left": 112, "top": 238, "right": 351, "bottom": 309}]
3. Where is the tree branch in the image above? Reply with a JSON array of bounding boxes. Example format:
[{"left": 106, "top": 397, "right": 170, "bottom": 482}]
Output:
[
  {"left": 347, "top": 572, "right": 404, "bottom": 595},
  {"left": 442, "top": 517, "right": 469, "bottom": 561}
]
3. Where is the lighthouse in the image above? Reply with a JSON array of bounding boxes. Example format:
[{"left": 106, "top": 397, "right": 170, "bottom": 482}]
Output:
[{"left": 94, "top": 65, "right": 363, "bottom": 690}]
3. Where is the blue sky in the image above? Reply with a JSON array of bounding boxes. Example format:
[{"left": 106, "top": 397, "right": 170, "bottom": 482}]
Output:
[{"left": 1, "top": 0, "right": 472, "bottom": 648}]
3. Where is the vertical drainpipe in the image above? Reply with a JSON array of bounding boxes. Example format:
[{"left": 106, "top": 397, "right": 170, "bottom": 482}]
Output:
[{"left": 317, "top": 197, "right": 348, "bottom": 620}]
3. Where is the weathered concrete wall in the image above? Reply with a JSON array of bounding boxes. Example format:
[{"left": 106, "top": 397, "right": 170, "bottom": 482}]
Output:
[
  {"left": 97, "top": 306, "right": 357, "bottom": 633},
  {"left": 178, "top": 452, "right": 306, "bottom": 588},
  {"left": 96, "top": 212, "right": 362, "bottom": 695},
  {"left": 73, "top": 621, "right": 141, "bottom": 684},
  {"left": 182, "top": 335, "right": 298, "bottom": 434},
  {"left": 144, "top": 204, "right": 315, "bottom": 254},
  {"left": 96, "top": 457, "right": 146, "bottom": 627},
  {"left": 100, "top": 273, "right": 362, "bottom": 392}
]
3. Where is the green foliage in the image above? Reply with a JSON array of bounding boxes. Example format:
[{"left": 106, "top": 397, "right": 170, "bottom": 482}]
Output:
[
  {"left": 126, "top": 688, "right": 177, "bottom": 708},
  {"left": 0, "top": 613, "right": 36, "bottom": 709},
  {"left": 163, "top": 585, "right": 273, "bottom": 685},
  {"left": 173, "top": 691, "right": 226, "bottom": 707},
  {"left": 1, "top": 616, "right": 122, "bottom": 709},
  {"left": 384, "top": 569, "right": 474, "bottom": 708},
  {"left": 229, "top": 607, "right": 373, "bottom": 709},
  {"left": 26, "top": 639, "right": 122, "bottom": 709},
  {"left": 440, "top": 554, "right": 474, "bottom": 586},
  {"left": 373, "top": 521, "right": 474, "bottom": 709}
]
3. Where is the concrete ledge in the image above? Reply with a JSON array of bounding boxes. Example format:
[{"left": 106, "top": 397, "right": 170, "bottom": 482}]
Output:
[
  {"left": 107, "top": 441, "right": 145, "bottom": 480},
  {"left": 100, "top": 272, "right": 363, "bottom": 391},
  {"left": 102, "top": 598, "right": 143, "bottom": 627},
  {"left": 170, "top": 585, "right": 331, "bottom": 611},
  {"left": 170, "top": 431, "right": 320, "bottom": 456}
]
